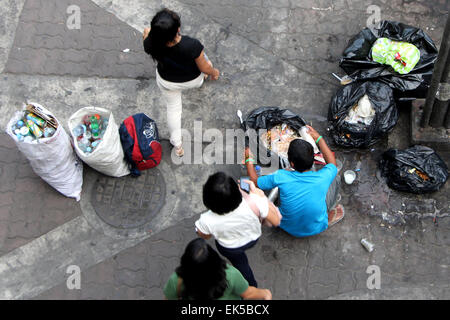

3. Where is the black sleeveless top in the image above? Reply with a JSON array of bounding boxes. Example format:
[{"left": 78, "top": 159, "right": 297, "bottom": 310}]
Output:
[{"left": 144, "top": 35, "right": 204, "bottom": 83}]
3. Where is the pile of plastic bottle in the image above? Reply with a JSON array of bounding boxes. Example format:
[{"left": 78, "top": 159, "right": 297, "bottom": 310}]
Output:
[
  {"left": 72, "top": 114, "right": 109, "bottom": 154},
  {"left": 11, "top": 112, "right": 56, "bottom": 143}
]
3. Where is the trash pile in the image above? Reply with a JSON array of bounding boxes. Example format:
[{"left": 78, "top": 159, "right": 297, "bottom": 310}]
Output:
[
  {"left": 379, "top": 145, "right": 448, "bottom": 194},
  {"left": 243, "top": 107, "right": 324, "bottom": 168},
  {"left": 10, "top": 104, "right": 57, "bottom": 143},
  {"left": 339, "top": 20, "right": 438, "bottom": 99},
  {"left": 71, "top": 113, "right": 109, "bottom": 154},
  {"left": 328, "top": 81, "right": 398, "bottom": 148}
]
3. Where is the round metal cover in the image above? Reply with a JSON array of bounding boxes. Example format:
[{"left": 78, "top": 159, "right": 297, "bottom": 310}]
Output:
[{"left": 92, "top": 169, "right": 166, "bottom": 229}]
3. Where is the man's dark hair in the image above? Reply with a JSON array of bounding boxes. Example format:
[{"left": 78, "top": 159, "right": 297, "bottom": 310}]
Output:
[
  {"left": 288, "top": 139, "right": 314, "bottom": 172},
  {"left": 175, "top": 238, "right": 228, "bottom": 300},
  {"left": 146, "top": 8, "right": 181, "bottom": 62},
  {"left": 203, "top": 172, "right": 242, "bottom": 215}
]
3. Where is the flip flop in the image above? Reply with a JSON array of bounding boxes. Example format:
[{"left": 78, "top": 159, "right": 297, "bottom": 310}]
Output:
[{"left": 328, "top": 204, "right": 345, "bottom": 227}]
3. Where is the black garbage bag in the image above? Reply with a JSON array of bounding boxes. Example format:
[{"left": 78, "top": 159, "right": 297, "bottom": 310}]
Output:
[
  {"left": 243, "top": 106, "right": 306, "bottom": 131},
  {"left": 339, "top": 20, "right": 438, "bottom": 98},
  {"left": 328, "top": 81, "right": 398, "bottom": 148},
  {"left": 243, "top": 107, "right": 307, "bottom": 167},
  {"left": 379, "top": 145, "right": 448, "bottom": 193}
]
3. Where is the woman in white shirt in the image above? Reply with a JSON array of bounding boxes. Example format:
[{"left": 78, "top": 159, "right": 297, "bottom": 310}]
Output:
[{"left": 195, "top": 172, "right": 281, "bottom": 287}]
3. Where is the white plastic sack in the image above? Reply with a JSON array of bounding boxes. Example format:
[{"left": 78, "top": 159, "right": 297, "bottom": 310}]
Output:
[
  {"left": 5, "top": 103, "right": 83, "bottom": 200},
  {"left": 68, "top": 107, "right": 129, "bottom": 177}
]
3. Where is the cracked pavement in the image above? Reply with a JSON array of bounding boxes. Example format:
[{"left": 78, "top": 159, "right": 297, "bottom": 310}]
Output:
[{"left": 0, "top": 0, "right": 449, "bottom": 300}]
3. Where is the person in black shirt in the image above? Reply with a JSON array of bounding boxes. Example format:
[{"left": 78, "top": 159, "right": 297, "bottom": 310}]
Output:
[{"left": 143, "top": 8, "right": 220, "bottom": 157}]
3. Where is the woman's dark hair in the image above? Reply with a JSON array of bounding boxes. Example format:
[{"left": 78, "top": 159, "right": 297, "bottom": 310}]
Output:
[
  {"left": 288, "top": 139, "right": 314, "bottom": 172},
  {"left": 203, "top": 172, "right": 242, "bottom": 215},
  {"left": 176, "top": 238, "right": 228, "bottom": 300},
  {"left": 148, "top": 8, "right": 181, "bottom": 61}
]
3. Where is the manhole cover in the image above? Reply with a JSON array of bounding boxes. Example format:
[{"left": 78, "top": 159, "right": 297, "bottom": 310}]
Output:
[{"left": 92, "top": 169, "right": 166, "bottom": 229}]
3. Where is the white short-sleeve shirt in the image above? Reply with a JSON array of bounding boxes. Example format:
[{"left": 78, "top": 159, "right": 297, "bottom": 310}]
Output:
[{"left": 195, "top": 194, "right": 269, "bottom": 249}]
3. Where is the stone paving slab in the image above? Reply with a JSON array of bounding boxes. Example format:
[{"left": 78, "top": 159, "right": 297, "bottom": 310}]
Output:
[
  {"left": 0, "top": 133, "right": 82, "bottom": 256},
  {"left": 4, "top": 0, "right": 154, "bottom": 79}
]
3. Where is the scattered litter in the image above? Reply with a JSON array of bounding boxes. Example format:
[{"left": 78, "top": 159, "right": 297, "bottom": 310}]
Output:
[
  {"left": 361, "top": 238, "right": 374, "bottom": 252},
  {"left": 312, "top": 7, "right": 332, "bottom": 11},
  {"left": 344, "top": 170, "right": 356, "bottom": 184}
]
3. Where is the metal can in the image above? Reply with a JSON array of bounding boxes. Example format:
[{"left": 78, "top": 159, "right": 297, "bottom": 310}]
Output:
[{"left": 361, "top": 238, "right": 374, "bottom": 252}]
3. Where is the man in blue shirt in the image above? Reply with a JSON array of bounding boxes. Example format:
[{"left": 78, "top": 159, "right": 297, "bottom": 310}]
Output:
[{"left": 245, "top": 125, "right": 344, "bottom": 237}]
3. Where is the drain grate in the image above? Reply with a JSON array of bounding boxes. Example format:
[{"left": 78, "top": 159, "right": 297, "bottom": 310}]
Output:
[{"left": 91, "top": 169, "right": 166, "bottom": 229}]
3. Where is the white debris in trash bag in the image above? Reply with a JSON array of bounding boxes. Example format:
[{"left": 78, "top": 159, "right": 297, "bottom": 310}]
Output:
[
  {"left": 260, "top": 124, "right": 301, "bottom": 159},
  {"left": 344, "top": 94, "right": 375, "bottom": 126}
]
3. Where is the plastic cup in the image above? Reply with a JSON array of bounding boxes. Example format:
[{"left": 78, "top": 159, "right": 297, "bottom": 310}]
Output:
[
  {"left": 336, "top": 159, "right": 343, "bottom": 172},
  {"left": 344, "top": 170, "right": 356, "bottom": 184}
]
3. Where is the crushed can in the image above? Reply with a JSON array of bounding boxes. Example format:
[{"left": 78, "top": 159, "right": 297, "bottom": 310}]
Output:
[{"left": 361, "top": 238, "right": 374, "bottom": 252}]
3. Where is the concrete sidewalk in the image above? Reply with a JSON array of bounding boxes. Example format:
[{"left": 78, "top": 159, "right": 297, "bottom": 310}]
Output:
[{"left": 0, "top": 0, "right": 448, "bottom": 300}]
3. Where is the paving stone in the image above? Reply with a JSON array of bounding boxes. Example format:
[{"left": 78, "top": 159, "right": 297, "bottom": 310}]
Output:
[{"left": 5, "top": 0, "right": 154, "bottom": 79}]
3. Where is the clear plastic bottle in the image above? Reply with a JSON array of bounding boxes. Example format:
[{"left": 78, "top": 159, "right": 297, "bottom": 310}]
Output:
[
  {"left": 72, "top": 125, "right": 84, "bottom": 138},
  {"left": 44, "top": 127, "right": 56, "bottom": 138},
  {"left": 78, "top": 136, "right": 91, "bottom": 153}
]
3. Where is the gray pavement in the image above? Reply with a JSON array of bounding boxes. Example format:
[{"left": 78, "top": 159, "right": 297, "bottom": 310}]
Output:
[{"left": 0, "top": 0, "right": 449, "bottom": 300}]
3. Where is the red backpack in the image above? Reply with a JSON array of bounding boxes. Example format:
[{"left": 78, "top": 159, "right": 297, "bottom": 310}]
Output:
[{"left": 119, "top": 113, "right": 162, "bottom": 176}]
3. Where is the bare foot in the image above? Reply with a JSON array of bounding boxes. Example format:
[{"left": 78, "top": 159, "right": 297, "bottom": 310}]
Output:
[{"left": 328, "top": 204, "right": 345, "bottom": 227}]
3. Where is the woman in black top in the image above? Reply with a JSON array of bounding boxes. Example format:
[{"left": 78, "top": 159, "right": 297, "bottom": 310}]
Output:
[{"left": 143, "top": 8, "right": 220, "bottom": 157}]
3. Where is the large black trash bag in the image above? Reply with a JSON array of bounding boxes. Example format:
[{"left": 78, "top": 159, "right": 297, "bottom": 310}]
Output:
[
  {"left": 328, "top": 81, "right": 398, "bottom": 148},
  {"left": 379, "top": 145, "right": 448, "bottom": 194},
  {"left": 339, "top": 20, "right": 438, "bottom": 98},
  {"left": 243, "top": 107, "right": 307, "bottom": 166}
]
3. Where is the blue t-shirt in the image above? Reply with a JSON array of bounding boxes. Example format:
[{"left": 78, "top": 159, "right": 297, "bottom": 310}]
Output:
[{"left": 257, "top": 164, "right": 337, "bottom": 237}]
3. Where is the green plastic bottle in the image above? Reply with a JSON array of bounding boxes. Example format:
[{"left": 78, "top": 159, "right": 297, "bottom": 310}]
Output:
[{"left": 90, "top": 116, "right": 100, "bottom": 138}]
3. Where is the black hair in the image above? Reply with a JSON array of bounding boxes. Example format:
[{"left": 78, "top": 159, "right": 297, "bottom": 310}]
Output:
[
  {"left": 202, "top": 172, "right": 242, "bottom": 215},
  {"left": 147, "top": 8, "right": 181, "bottom": 62},
  {"left": 175, "top": 238, "right": 228, "bottom": 300},
  {"left": 288, "top": 139, "right": 314, "bottom": 172}
]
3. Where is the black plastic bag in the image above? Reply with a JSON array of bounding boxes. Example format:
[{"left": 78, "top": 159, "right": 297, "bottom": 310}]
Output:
[
  {"left": 379, "top": 145, "right": 448, "bottom": 193},
  {"left": 243, "top": 107, "right": 307, "bottom": 167},
  {"left": 243, "top": 107, "right": 306, "bottom": 131},
  {"left": 339, "top": 20, "right": 438, "bottom": 98},
  {"left": 328, "top": 81, "right": 398, "bottom": 148}
]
